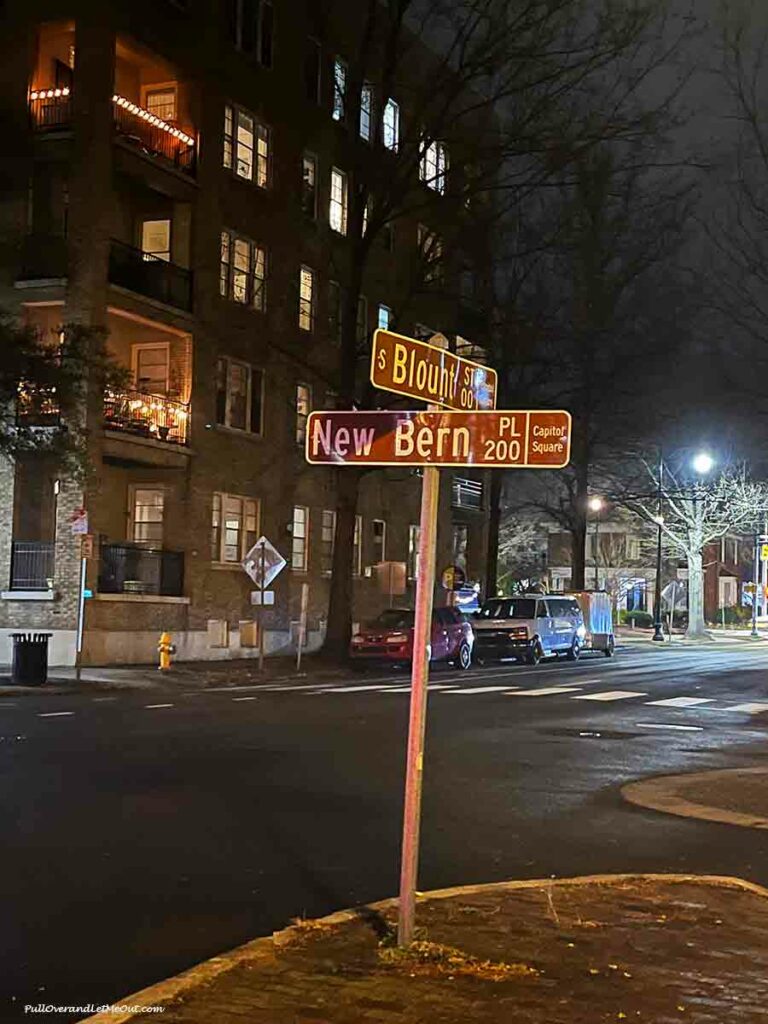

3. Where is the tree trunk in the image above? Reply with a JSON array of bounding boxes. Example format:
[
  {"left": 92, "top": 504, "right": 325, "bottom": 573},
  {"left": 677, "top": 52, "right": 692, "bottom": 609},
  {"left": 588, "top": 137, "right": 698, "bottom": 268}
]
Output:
[
  {"left": 686, "top": 546, "right": 708, "bottom": 639},
  {"left": 570, "top": 459, "right": 589, "bottom": 589},
  {"left": 324, "top": 468, "right": 362, "bottom": 657},
  {"left": 485, "top": 472, "right": 503, "bottom": 598}
]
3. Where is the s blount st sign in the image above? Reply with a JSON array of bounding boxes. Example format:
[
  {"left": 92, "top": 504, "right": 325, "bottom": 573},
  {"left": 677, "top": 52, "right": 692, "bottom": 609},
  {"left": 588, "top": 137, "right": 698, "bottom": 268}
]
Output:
[
  {"left": 371, "top": 329, "right": 497, "bottom": 411},
  {"left": 305, "top": 409, "right": 571, "bottom": 469}
]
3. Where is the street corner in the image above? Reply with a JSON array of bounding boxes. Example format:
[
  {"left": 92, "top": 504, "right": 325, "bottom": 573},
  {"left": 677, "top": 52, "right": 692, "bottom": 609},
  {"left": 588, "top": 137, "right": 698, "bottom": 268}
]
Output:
[
  {"left": 622, "top": 766, "right": 768, "bottom": 829},
  {"left": 80, "top": 874, "right": 768, "bottom": 1024}
]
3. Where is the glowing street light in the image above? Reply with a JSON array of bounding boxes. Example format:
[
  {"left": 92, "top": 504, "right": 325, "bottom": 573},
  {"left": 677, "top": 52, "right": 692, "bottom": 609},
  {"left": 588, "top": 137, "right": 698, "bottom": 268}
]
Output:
[
  {"left": 588, "top": 496, "right": 603, "bottom": 512},
  {"left": 692, "top": 452, "right": 714, "bottom": 475},
  {"left": 588, "top": 496, "right": 603, "bottom": 588}
]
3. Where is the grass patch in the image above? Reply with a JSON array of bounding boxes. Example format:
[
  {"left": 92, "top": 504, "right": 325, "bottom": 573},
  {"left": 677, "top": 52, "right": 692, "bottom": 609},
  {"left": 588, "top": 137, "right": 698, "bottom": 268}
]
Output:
[{"left": 378, "top": 939, "right": 538, "bottom": 982}]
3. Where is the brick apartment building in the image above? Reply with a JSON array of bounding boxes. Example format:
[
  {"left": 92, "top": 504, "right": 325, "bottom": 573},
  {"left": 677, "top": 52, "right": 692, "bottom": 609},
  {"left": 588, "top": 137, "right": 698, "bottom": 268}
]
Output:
[{"left": 0, "top": 0, "right": 491, "bottom": 665}]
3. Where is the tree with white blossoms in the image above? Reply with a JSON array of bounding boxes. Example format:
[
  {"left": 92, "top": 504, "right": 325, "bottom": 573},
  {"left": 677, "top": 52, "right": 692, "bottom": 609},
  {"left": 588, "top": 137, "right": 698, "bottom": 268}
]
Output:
[{"left": 621, "top": 461, "right": 768, "bottom": 639}]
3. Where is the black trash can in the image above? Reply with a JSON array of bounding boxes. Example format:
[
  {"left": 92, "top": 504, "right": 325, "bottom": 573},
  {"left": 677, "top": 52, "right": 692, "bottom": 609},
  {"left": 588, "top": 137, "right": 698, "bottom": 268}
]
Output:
[{"left": 10, "top": 632, "right": 52, "bottom": 686}]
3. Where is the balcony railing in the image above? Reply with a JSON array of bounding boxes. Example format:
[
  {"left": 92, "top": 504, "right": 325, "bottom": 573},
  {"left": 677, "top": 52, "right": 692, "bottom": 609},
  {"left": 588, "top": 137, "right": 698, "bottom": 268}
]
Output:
[
  {"left": 452, "top": 477, "right": 483, "bottom": 510},
  {"left": 109, "top": 239, "right": 192, "bottom": 311},
  {"left": 98, "top": 544, "right": 184, "bottom": 597},
  {"left": 10, "top": 541, "right": 55, "bottom": 590},
  {"left": 104, "top": 388, "right": 190, "bottom": 445},
  {"left": 29, "top": 87, "right": 72, "bottom": 129},
  {"left": 29, "top": 88, "right": 196, "bottom": 175}
]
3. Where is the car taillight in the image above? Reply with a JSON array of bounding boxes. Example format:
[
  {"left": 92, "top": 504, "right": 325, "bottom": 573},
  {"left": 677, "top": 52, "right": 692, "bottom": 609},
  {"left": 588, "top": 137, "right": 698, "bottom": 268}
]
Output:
[{"left": 509, "top": 627, "right": 528, "bottom": 639}]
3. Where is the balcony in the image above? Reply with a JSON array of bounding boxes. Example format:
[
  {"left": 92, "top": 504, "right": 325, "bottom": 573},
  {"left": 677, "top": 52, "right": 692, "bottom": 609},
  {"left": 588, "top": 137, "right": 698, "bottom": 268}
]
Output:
[
  {"left": 98, "top": 543, "right": 184, "bottom": 597},
  {"left": 10, "top": 542, "right": 55, "bottom": 590},
  {"left": 29, "top": 89, "right": 196, "bottom": 175},
  {"left": 109, "top": 239, "right": 192, "bottom": 311},
  {"left": 104, "top": 388, "right": 190, "bottom": 446},
  {"left": 452, "top": 477, "right": 483, "bottom": 511}
]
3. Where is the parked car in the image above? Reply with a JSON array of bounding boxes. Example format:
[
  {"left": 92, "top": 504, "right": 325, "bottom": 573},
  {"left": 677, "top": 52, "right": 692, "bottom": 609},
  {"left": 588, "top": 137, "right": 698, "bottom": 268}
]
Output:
[
  {"left": 350, "top": 606, "right": 474, "bottom": 669},
  {"left": 472, "top": 594, "right": 586, "bottom": 665},
  {"left": 569, "top": 590, "right": 615, "bottom": 656}
]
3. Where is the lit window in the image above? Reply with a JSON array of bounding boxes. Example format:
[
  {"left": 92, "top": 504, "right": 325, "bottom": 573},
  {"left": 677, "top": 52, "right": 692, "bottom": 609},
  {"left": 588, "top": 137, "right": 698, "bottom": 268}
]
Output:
[
  {"left": 131, "top": 487, "right": 165, "bottom": 545},
  {"left": 223, "top": 103, "right": 270, "bottom": 187},
  {"left": 145, "top": 86, "right": 176, "bottom": 122},
  {"left": 408, "top": 524, "right": 420, "bottom": 579},
  {"left": 211, "top": 492, "right": 259, "bottom": 563},
  {"left": 353, "top": 514, "right": 363, "bottom": 575},
  {"left": 301, "top": 153, "right": 317, "bottom": 218},
  {"left": 383, "top": 98, "right": 399, "bottom": 151},
  {"left": 296, "top": 383, "right": 311, "bottom": 445},
  {"left": 215, "top": 356, "right": 264, "bottom": 434},
  {"left": 321, "top": 509, "right": 335, "bottom": 573},
  {"left": 292, "top": 506, "right": 309, "bottom": 571},
  {"left": 220, "top": 229, "right": 267, "bottom": 310},
  {"left": 452, "top": 523, "right": 468, "bottom": 569},
  {"left": 142, "top": 220, "right": 171, "bottom": 262},
  {"left": 332, "top": 58, "right": 347, "bottom": 121},
  {"left": 420, "top": 138, "right": 448, "bottom": 194},
  {"left": 329, "top": 167, "right": 348, "bottom": 234},
  {"left": 360, "top": 83, "right": 373, "bottom": 141},
  {"left": 377, "top": 304, "right": 391, "bottom": 330},
  {"left": 328, "top": 280, "right": 342, "bottom": 343},
  {"left": 372, "top": 519, "right": 386, "bottom": 563},
  {"left": 362, "top": 197, "right": 371, "bottom": 236},
  {"left": 356, "top": 294, "right": 368, "bottom": 344},
  {"left": 418, "top": 224, "right": 443, "bottom": 283},
  {"left": 299, "top": 266, "right": 315, "bottom": 331}
]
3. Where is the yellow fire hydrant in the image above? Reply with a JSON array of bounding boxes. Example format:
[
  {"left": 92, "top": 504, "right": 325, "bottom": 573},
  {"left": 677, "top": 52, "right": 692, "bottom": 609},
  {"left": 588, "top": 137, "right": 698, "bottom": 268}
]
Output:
[{"left": 158, "top": 631, "right": 175, "bottom": 672}]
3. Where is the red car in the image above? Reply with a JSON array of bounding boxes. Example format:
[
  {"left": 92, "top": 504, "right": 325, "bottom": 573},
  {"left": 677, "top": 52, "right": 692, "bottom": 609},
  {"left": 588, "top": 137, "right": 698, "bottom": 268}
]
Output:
[{"left": 350, "top": 606, "right": 474, "bottom": 669}]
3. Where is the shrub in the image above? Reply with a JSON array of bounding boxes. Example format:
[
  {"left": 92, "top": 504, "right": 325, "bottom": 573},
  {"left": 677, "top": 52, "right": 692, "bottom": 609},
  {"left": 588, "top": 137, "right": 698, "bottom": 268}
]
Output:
[{"left": 619, "top": 609, "right": 653, "bottom": 628}]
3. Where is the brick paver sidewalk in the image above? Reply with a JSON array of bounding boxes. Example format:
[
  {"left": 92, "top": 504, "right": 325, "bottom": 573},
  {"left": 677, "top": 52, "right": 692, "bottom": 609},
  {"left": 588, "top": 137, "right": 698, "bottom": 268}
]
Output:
[{"left": 82, "top": 874, "right": 768, "bottom": 1024}]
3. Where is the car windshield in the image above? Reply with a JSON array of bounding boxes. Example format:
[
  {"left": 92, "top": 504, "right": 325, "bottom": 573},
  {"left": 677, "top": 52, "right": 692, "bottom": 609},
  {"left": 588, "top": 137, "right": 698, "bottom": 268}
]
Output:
[
  {"left": 370, "top": 609, "right": 415, "bottom": 630},
  {"left": 476, "top": 598, "right": 537, "bottom": 620}
]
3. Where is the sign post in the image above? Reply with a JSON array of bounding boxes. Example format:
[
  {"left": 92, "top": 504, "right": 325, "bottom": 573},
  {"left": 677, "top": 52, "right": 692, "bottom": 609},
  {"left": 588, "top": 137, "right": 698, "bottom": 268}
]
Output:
[
  {"left": 296, "top": 581, "right": 309, "bottom": 672},
  {"left": 241, "top": 536, "right": 287, "bottom": 671}
]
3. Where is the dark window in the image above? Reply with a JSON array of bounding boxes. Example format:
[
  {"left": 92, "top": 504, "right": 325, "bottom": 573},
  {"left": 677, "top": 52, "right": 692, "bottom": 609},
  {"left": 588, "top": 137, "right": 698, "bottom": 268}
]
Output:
[
  {"left": 301, "top": 153, "right": 317, "bottom": 218},
  {"left": 229, "top": 0, "right": 273, "bottom": 66},
  {"left": 372, "top": 609, "right": 414, "bottom": 630},
  {"left": 477, "top": 599, "right": 537, "bottom": 620},
  {"left": 304, "top": 39, "right": 321, "bottom": 103}
]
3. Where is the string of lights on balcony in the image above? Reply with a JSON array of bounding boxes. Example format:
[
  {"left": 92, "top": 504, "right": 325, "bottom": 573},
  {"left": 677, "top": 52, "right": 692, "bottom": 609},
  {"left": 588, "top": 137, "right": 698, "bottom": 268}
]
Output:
[
  {"left": 112, "top": 94, "right": 195, "bottom": 146},
  {"left": 29, "top": 87, "right": 195, "bottom": 148}
]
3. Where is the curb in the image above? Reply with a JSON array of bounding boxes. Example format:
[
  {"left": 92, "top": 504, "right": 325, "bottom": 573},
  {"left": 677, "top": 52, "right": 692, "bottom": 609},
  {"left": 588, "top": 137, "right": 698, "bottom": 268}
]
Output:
[
  {"left": 78, "top": 872, "right": 768, "bottom": 1023},
  {"left": 623, "top": 768, "right": 768, "bottom": 830}
]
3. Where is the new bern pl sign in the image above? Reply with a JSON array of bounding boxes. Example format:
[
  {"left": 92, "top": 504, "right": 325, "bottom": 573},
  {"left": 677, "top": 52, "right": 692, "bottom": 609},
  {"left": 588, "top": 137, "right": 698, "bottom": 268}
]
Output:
[{"left": 305, "top": 409, "right": 571, "bottom": 468}]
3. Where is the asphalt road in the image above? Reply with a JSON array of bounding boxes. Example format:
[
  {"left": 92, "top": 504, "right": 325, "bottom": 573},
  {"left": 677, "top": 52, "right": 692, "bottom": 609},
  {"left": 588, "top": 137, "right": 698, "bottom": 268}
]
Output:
[{"left": 2, "top": 642, "right": 768, "bottom": 1022}]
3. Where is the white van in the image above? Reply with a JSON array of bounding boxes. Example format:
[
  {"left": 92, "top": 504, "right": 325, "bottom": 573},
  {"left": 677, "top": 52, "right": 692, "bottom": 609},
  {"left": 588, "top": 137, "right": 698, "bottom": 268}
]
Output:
[
  {"left": 569, "top": 591, "right": 615, "bottom": 656},
  {"left": 472, "top": 594, "right": 586, "bottom": 665}
]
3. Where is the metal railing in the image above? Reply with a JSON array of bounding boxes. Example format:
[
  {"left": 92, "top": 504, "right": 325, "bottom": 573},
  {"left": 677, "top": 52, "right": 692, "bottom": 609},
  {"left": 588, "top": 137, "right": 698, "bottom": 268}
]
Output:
[
  {"left": 112, "top": 98, "right": 196, "bottom": 173},
  {"left": 108, "top": 239, "right": 193, "bottom": 311},
  {"left": 104, "top": 388, "right": 190, "bottom": 445},
  {"left": 452, "top": 477, "right": 484, "bottom": 510},
  {"left": 10, "top": 542, "right": 55, "bottom": 590},
  {"left": 29, "top": 88, "right": 72, "bottom": 129},
  {"left": 29, "top": 88, "right": 196, "bottom": 175},
  {"left": 98, "top": 544, "right": 184, "bottom": 597}
]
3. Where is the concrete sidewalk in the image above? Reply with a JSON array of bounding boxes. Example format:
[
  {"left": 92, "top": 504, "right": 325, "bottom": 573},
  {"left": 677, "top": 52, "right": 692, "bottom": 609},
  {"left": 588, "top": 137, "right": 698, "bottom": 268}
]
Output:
[
  {"left": 624, "top": 766, "right": 768, "bottom": 829},
  {"left": 79, "top": 874, "right": 768, "bottom": 1024}
]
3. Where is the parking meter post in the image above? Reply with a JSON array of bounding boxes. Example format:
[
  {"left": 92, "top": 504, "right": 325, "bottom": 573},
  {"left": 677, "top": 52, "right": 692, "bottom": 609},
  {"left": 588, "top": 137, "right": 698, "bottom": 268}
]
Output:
[
  {"left": 398, "top": 459, "right": 440, "bottom": 947},
  {"left": 75, "top": 556, "right": 87, "bottom": 681}
]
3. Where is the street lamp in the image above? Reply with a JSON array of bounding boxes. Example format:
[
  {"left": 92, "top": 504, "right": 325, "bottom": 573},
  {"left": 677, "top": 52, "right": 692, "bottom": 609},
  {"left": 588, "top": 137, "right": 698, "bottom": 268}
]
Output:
[
  {"left": 588, "top": 496, "right": 603, "bottom": 589},
  {"left": 692, "top": 452, "right": 714, "bottom": 476}
]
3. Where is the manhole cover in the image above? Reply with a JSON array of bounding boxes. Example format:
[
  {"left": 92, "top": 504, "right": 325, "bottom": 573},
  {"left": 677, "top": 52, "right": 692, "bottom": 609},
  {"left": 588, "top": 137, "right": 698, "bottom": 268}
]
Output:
[{"left": 541, "top": 728, "right": 642, "bottom": 740}]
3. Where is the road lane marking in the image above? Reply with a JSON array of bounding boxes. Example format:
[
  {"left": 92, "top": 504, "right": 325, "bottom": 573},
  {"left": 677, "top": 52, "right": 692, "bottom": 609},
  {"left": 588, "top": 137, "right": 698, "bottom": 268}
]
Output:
[
  {"left": 310, "top": 684, "right": 413, "bottom": 694},
  {"left": 91, "top": 697, "right": 118, "bottom": 702},
  {"left": 572, "top": 690, "right": 647, "bottom": 701},
  {"left": 38, "top": 711, "right": 75, "bottom": 718},
  {"left": 645, "top": 697, "right": 714, "bottom": 708},
  {"left": 445, "top": 686, "right": 520, "bottom": 694},
  {"left": 232, "top": 696, "right": 257, "bottom": 702},
  {"left": 508, "top": 686, "right": 584, "bottom": 696},
  {"left": 635, "top": 722, "right": 704, "bottom": 732},
  {"left": 145, "top": 703, "right": 174, "bottom": 709},
  {"left": 723, "top": 702, "right": 768, "bottom": 714}
]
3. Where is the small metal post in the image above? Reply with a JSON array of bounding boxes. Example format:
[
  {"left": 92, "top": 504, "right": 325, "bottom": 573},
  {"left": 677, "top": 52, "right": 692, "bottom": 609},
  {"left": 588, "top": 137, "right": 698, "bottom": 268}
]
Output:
[
  {"left": 398, "top": 454, "right": 440, "bottom": 947},
  {"left": 752, "top": 531, "right": 760, "bottom": 639},
  {"left": 258, "top": 542, "right": 266, "bottom": 671},
  {"left": 652, "top": 450, "right": 665, "bottom": 641},
  {"left": 593, "top": 513, "right": 600, "bottom": 589},
  {"left": 75, "top": 556, "right": 87, "bottom": 681}
]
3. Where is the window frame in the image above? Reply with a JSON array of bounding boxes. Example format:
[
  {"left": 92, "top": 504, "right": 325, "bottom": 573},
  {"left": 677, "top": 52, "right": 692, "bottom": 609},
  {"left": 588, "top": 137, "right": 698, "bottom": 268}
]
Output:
[
  {"left": 211, "top": 491, "right": 260, "bottom": 564},
  {"left": 329, "top": 166, "right": 348, "bottom": 235},
  {"left": 360, "top": 82, "right": 373, "bottom": 141},
  {"left": 377, "top": 304, "right": 391, "bottom": 331},
  {"left": 372, "top": 518, "right": 386, "bottom": 564},
  {"left": 328, "top": 280, "right": 342, "bottom": 344},
  {"left": 299, "top": 265, "right": 316, "bottom": 331},
  {"left": 420, "top": 138, "right": 448, "bottom": 194},
  {"left": 383, "top": 98, "right": 399, "bottom": 151},
  {"left": 220, "top": 228, "right": 267, "bottom": 311},
  {"left": 353, "top": 513, "right": 363, "bottom": 576},
  {"left": 295, "top": 382, "right": 311, "bottom": 445},
  {"left": 332, "top": 57, "right": 347, "bottom": 121},
  {"left": 408, "top": 524, "right": 420, "bottom": 580},
  {"left": 301, "top": 151, "right": 318, "bottom": 219},
  {"left": 291, "top": 505, "right": 310, "bottom": 573},
  {"left": 215, "top": 355, "right": 265, "bottom": 435},
  {"left": 223, "top": 102, "right": 271, "bottom": 188},
  {"left": 128, "top": 484, "right": 166, "bottom": 547},
  {"left": 321, "top": 508, "right": 335, "bottom": 574}
]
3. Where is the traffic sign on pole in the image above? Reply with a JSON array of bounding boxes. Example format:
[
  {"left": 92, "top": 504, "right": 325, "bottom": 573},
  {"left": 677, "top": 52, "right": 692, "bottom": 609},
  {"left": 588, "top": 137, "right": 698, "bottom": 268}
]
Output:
[
  {"left": 371, "top": 329, "right": 497, "bottom": 411},
  {"left": 305, "top": 409, "right": 571, "bottom": 469}
]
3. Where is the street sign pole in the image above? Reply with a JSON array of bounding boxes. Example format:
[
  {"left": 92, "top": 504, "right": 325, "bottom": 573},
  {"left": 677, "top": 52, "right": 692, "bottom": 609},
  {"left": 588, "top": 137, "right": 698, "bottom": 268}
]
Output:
[
  {"left": 398, "top": 422, "right": 441, "bottom": 947},
  {"left": 259, "top": 543, "right": 266, "bottom": 671},
  {"left": 74, "top": 555, "right": 87, "bottom": 682}
]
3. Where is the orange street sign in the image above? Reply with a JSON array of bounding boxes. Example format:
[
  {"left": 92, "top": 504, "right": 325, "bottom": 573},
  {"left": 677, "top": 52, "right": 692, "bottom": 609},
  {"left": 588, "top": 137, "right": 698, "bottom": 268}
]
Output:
[
  {"left": 371, "top": 329, "right": 497, "bottom": 411},
  {"left": 305, "top": 409, "right": 571, "bottom": 468}
]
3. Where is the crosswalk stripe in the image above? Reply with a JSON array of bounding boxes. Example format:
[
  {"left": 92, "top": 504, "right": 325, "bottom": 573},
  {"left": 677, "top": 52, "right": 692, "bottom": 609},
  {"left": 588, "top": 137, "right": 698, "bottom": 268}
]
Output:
[
  {"left": 723, "top": 702, "right": 768, "bottom": 714},
  {"left": 645, "top": 696, "right": 714, "bottom": 708},
  {"left": 445, "top": 686, "right": 519, "bottom": 695},
  {"left": 508, "top": 686, "right": 584, "bottom": 697},
  {"left": 572, "top": 690, "right": 647, "bottom": 702}
]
